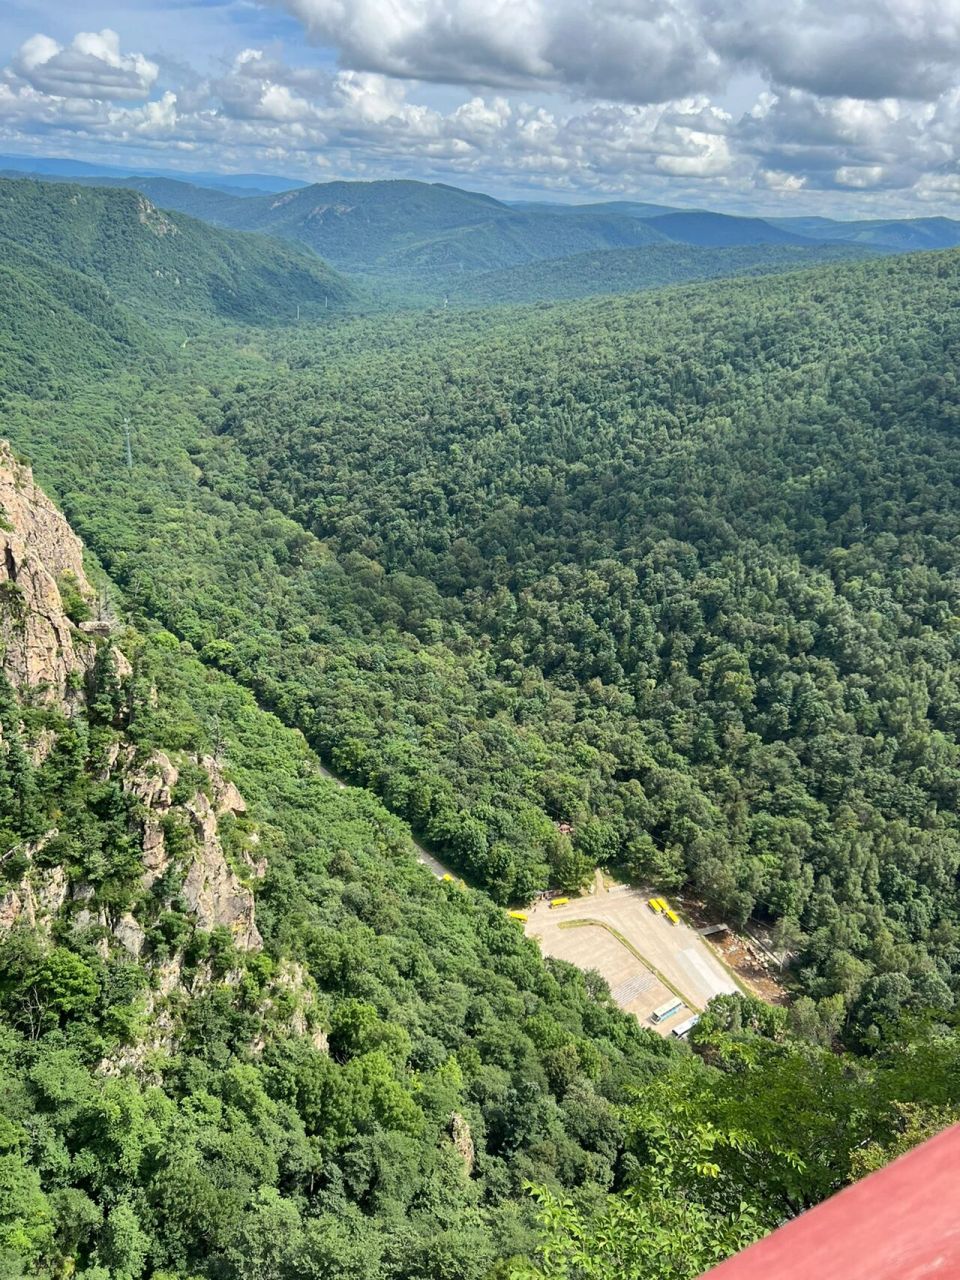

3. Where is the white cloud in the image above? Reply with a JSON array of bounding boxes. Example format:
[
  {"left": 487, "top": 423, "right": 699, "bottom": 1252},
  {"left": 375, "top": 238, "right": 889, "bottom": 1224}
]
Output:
[
  {"left": 269, "top": 0, "right": 719, "bottom": 103},
  {"left": 1, "top": 11, "right": 960, "bottom": 216},
  {"left": 10, "top": 29, "right": 158, "bottom": 101},
  {"left": 834, "top": 164, "right": 886, "bottom": 187},
  {"left": 270, "top": 0, "right": 960, "bottom": 104},
  {"left": 705, "top": 0, "right": 960, "bottom": 101},
  {"left": 736, "top": 88, "right": 953, "bottom": 195}
]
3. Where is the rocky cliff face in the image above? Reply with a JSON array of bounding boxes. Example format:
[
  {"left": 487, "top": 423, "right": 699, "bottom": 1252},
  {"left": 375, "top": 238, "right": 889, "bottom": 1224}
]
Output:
[
  {"left": 0, "top": 441, "right": 320, "bottom": 1067},
  {"left": 0, "top": 442, "right": 97, "bottom": 702},
  {"left": 121, "top": 746, "right": 263, "bottom": 951}
]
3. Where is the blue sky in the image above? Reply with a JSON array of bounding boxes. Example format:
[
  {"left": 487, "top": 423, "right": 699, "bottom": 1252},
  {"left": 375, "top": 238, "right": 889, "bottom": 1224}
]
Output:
[{"left": 1, "top": 0, "right": 959, "bottom": 216}]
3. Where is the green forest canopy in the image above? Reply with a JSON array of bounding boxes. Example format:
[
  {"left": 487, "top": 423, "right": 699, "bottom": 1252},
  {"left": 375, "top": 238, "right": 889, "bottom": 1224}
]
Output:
[{"left": 3, "top": 176, "right": 960, "bottom": 1277}]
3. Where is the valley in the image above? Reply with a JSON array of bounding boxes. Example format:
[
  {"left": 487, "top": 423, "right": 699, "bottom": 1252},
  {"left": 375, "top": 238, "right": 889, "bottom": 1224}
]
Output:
[{"left": 2, "top": 167, "right": 960, "bottom": 1280}]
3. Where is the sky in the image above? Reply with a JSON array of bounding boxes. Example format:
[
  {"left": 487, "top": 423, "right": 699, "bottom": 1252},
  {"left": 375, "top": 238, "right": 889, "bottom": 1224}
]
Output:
[{"left": 2, "top": 0, "right": 960, "bottom": 216}]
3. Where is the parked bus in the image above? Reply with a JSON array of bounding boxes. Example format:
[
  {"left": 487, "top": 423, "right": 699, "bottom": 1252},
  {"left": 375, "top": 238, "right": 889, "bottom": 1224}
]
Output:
[
  {"left": 549, "top": 897, "right": 570, "bottom": 908},
  {"left": 665, "top": 908, "right": 680, "bottom": 925},
  {"left": 671, "top": 1014, "right": 700, "bottom": 1039},
  {"left": 508, "top": 911, "right": 528, "bottom": 922},
  {"left": 648, "top": 898, "right": 664, "bottom": 914},
  {"left": 650, "top": 998, "right": 683, "bottom": 1023}
]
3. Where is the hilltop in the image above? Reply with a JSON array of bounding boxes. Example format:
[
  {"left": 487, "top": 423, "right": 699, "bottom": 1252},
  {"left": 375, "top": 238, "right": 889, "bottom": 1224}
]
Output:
[{"left": 10, "top": 169, "right": 960, "bottom": 301}]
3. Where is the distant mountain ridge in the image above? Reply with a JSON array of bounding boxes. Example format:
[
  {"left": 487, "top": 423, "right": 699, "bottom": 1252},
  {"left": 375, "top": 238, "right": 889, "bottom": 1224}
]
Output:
[
  {"left": 5, "top": 156, "right": 960, "bottom": 266},
  {"left": 201, "top": 179, "right": 671, "bottom": 278},
  {"left": 4, "top": 163, "right": 960, "bottom": 301},
  {"left": 0, "top": 178, "right": 352, "bottom": 325},
  {"left": 768, "top": 214, "right": 960, "bottom": 252},
  {"left": 642, "top": 210, "right": 814, "bottom": 247},
  {"left": 0, "top": 152, "right": 304, "bottom": 195}
]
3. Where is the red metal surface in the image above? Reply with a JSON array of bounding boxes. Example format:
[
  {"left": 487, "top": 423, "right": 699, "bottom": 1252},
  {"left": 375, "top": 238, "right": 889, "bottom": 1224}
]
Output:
[{"left": 701, "top": 1123, "right": 960, "bottom": 1280}]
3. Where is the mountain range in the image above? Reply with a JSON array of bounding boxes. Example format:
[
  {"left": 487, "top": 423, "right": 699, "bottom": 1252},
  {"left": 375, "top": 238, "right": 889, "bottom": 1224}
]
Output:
[{"left": 4, "top": 158, "right": 960, "bottom": 297}]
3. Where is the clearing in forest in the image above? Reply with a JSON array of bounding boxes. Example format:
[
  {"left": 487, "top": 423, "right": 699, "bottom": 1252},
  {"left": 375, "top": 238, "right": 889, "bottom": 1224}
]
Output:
[{"left": 525, "top": 883, "right": 742, "bottom": 1036}]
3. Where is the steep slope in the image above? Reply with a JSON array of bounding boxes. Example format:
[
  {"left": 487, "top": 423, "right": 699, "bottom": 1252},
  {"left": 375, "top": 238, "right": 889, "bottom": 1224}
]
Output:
[
  {"left": 133, "top": 248, "right": 960, "bottom": 1031},
  {"left": 0, "top": 440, "right": 672, "bottom": 1280},
  {"left": 16, "top": 172, "right": 257, "bottom": 223},
  {"left": 5, "top": 206, "right": 960, "bottom": 1280},
  {"left": 0, "top": 441, "right": 270, "bottom": 999},
  {"left": 211, "top": 179, "right": 666, "bottom": 278},
  {"left": 0, "top": 241, "right": 157, "bottom": 398},
  {"left": 0, "top": 177, "right": 352, "bottom": 324},
  {"left": 68, "top": 175, "right": 665, "bottom": 280}
]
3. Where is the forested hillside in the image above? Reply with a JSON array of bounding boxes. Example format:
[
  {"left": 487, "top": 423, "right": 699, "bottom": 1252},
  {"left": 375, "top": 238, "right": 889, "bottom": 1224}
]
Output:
[
  {"left": 4, "top": 174, "right": 960, "bottom": 1278},
  {"left": 0, "top": 179, "right": 351, "bottom": 324},
  {"left": 3, "top": 232, "right": 960, "bottom": 1035},
  {"left": 3, "top": 431, "right": 960, "bottom": 1280},
  {"left": 770, "top": 214, "right": 960, "bottom": 252},
  {"left": 139, "top": 251, "right": 960, "bottom": 1036},
  {"left": 641, "top": 212, "right": 811, "bottom": 247},
  {"left": 211, "top": 180, "right": 666, "bottom": 280},
  {"left": 0, "top": 241, "right": 158, "bottom": 398},
  {"left": 0, "top": 442, "right": 679, "bottom": 1277},
  {"left": 449, "top": 242, "right": 871, "bottom": 304},
  {"left": 14, "top": 172, "right": 871, "bottom": 291}
]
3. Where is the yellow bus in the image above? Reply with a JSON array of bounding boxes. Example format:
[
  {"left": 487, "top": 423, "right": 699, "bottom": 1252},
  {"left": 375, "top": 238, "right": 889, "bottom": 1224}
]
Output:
[
  {"left": 549, "top": 897, "right": 570, "bottom": 908},
  {"left": 508, "top": 910, "right": 528, "bottom": 922},
  {"left": 648, "top": 898, "right": 665, "bottom": 914},
  {"left": 665, "top": 908, "right": 680, "bottom": 925}
]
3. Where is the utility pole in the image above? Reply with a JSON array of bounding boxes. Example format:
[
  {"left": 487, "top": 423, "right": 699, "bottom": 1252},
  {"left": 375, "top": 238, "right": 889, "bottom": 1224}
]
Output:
[{"left": 122, "top": 418, "right": 132, "bottom": 471}]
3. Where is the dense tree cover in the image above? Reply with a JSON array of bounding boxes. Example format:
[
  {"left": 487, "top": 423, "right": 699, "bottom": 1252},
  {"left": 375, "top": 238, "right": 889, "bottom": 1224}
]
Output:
[
  {"left": 97, "top": 177, "right": 670, "bottom": 282},
  {"left": 769, "top": 213, "right": 960, "bottom": 252},
  {"left": 3, "top": 182, "right": 960, "bottom": 1277},
  {"left": 448, "top": 243, "right": 871, "bottom": 305},
  {"left": 0, "top": 242, "right": 159, "bottom": 399},
  {"left": 0, "top": 617, "right": 674, "bottom": 1278},
  {"left": 7, "top": 248, "right": 960, "bottom": 1031},
  {"left": 195, "top": 252, "right": 960, "bottom": 1028},
  {"left": 2, "top": 620, "right": 959, "bottom": 1278},
  {"left": 0, "top": 178, "right": 352, "bottom": 326},
  {"left": 513, "top": 995, "right": 960, "bottom": 1280}
]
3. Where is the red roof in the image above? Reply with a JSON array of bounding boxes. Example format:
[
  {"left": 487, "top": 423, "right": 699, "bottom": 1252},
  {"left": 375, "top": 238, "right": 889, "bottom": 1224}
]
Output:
[{"left": 701, "top": 1123, "right": 960, "bottom": 1280}]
